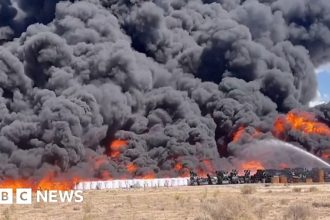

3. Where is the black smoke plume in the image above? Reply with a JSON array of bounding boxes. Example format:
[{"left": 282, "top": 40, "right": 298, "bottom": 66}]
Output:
[{"left": 0, "top": 0, "right": 329, "bottom": 180}]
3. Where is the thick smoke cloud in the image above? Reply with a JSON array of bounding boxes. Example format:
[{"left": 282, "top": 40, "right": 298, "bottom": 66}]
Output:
[
  {"left": 0, "top": 0, "right": 67, "bottom": 40},
  {"left": 0, "top": 0, "right": 329, "bottom": 180}
]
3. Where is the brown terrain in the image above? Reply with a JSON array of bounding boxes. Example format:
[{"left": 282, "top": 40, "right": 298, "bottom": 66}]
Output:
[{"left": 1, "top": 183, "right": 330, "bottom": 220}]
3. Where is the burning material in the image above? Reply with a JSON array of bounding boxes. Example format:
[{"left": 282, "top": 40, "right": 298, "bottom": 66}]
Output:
[
  {"left": 202, "top": 160, "right": 214, "bottom": 172},
  {"left": 196, "top": 160, "right": 215, "bottom": 177},
  {"left": 273, "top": 111, "right": 330, "bottom": 138},
  {"left": 94, "top": 156, "right": 108, "bottom": 169},
  {"left": 108, "top": 139, "right": 128, "bottom": 159},
  {"left": 231, "top": 127, "right": 262, "bottom": 144},
  {"left": 37, "top": 176, "right": 79, "bottom": 191},
  {"left": 0, "top": 179, "right": 33, "bottom": 190},
  {"left": 240, "top": 161, "right": 265, "bottom": 172},
  {"left": 140, "top": 172, "right": 156, "bottom": 179},
  {"left": 99, "top": 170, "right": 112, "bottom": 179},
  {"left": 0, "top": 173, "right": 80, "bottom": 191},
  {"left": 175, "top": 163, "right": 183, "bottom": 171},
  {"left": 127, "top": 163, "right": 137, "bottom": 173},
  {"left": 173, "top": 162, "right": 190, "bottom": 177},
  {"left": 0, "top": 0, "right": 329, "bottom": 184},
  {"left": 233, "top": 139, "right": 330, "bottom": 173},
  {"left": 232, "top": 126, "right": 246, "bottom": 143}
]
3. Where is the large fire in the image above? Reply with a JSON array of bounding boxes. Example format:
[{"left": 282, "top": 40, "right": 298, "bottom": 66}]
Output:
[
  {"left": 108, "top": 139, "right": 128, "bottom": 158},
  {"left": 240, "top": 160, "right": 264, "bottom": 171},
  {"left": 1, "top": 111, "right": 329, "bottom": 191},
  {"left": 234, "top": 111, "right": 330, "bottom": 172},
  {"left": 174, "top": 160, "right": 214, "bottom": 177},
  {"left": 231, "top": 126, "right": 262, "bottom": 144},
  {"left": 0, "top": 173, "right": 80, "bottom": 191},
  {"left": 127, "top": 163, "right": 137, "bottom": 173},
  {"left": 195, "top": 160, "right": 215, "bottom": 177},
  {"left": 173, "top": 162, "right": 190, "bottom": 177},
  {"left": 175, "top": 163, "right": 183, "bottom": 171},
  {"left": 139, "top": 172, "right": 156, "bottom": 179},
  {"left": 274, "top": 111, "right": 330, "bottom": 137},
  {"left": 232, "top": 126, "right": 245, "bottom": 143}
]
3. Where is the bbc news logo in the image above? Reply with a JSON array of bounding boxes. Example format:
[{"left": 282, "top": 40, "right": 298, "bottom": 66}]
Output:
[{"left": 0, "top": 189, "right": 84, "bottom": 204}]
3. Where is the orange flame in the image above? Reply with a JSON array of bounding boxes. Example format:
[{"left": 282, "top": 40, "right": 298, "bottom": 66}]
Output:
[
  {"left": 273, "top": 117, "right": 286, "bottom": 138},
  {"left": 203, "top": 160, "right": 213, "bottom": 171},
  {"left": 196, "top": 160, "right": 214, "bottom": 177},
  {"left": 240, "top": 160, "right": 264, "bottom": 171},
  {"left": 0, "top": 179, "right": 32, "bottom": 190},
  {"left": 274, "top": 111, "right": 330, "bottom": 137},
  {"left": 108, "top": 139, "right": 128, "bottom": 158},
  {"left": 175, "top": 163, "right": 183, "bottom": 171},
  {"left": 0, "top": 173, "right": 80, "bottom": 191},
  {"left": 232, "top": 126, "right": 245, "bottom": 143},
  {"left": 127, "top": 163, "right": 137, "bottom": 173},
  {"left": 37, "top": 174, "right": 79, "bottom": 191},
  {"left": 174, "top": 162, "right": 190, "bottom": 177},
  {"left": 141, "top": 172, "right": 155, "bottom": 179},
  {"left": 232, "top": 126, "right": 262, "bottom": 143}
]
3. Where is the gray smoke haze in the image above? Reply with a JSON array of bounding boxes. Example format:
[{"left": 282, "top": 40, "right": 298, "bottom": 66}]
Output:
[
  {"left": 231, "top": 139, "right": 330, "bottom": 169},
  {"left": 0, "top": 0, "right": 329, "bottom": 180}
]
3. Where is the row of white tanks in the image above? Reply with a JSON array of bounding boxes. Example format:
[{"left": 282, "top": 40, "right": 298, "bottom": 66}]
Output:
[{"left": 74, "top": 177, "right": 190, "bottom": 190}]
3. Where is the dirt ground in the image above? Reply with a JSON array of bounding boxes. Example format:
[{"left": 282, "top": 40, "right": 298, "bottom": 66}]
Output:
[{"left": 1, "top": 183, "right": 330, "bottom": 220}]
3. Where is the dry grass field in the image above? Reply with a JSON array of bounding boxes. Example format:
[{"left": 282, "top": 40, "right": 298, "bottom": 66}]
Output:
[{"left": 1, "top": 183, "right": 330, "bottom": 220}]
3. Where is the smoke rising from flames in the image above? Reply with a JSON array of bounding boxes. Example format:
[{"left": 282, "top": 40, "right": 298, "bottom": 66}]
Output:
[
  {"left": 0, "top": 0, "right": 330, "bottom": 189},
  {"left": 232, "top": 139, "right": 330, "bottom": 171},
  {"left": 108, "top": 139, "right": 128, "bottom": 159},
  {"left": 274, "top": 111, "right": 330, "bottom": 137}
]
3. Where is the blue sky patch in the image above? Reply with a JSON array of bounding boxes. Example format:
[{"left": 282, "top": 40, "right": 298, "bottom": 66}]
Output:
[{"left": 317, "top": 70, "right": 330, "bottom": 102}]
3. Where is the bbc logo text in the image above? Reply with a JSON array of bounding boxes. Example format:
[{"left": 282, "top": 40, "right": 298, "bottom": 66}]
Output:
[{"left": 0, "top": 189, "right": 84, "bottom": 204}]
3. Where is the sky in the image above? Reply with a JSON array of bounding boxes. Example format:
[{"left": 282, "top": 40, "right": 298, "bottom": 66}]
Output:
[
  {"left": 310, "top": 66, "right": 330, "bottom": 106},
  {"left": 318, "top": 71, "right": 330, "bottom": 100}
]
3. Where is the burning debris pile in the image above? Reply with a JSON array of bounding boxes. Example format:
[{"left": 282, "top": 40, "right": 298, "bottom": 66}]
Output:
[{"left": 0, "top": 0, "right": 330, "bottom": 188}]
